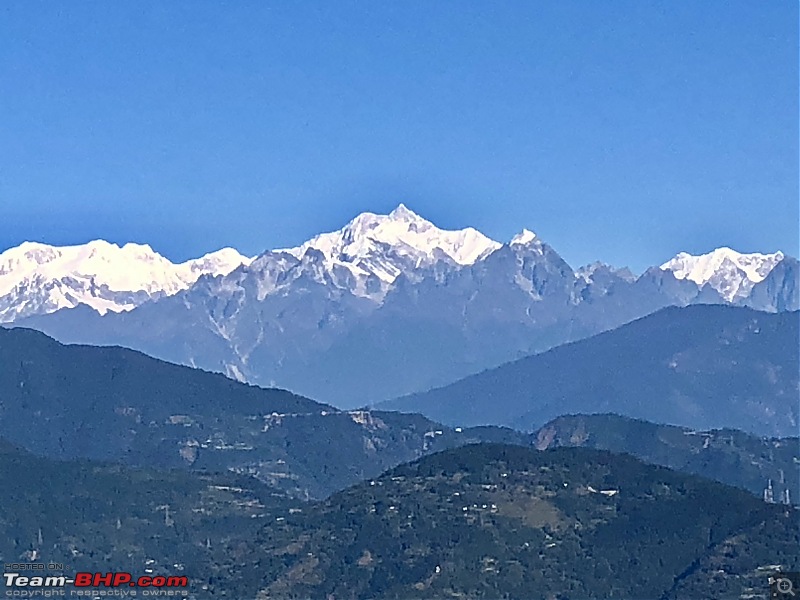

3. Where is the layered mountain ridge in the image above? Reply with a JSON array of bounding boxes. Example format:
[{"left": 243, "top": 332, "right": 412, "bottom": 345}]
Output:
[
  {"left": 0, "top": 239, "right": 252, "bottom": 322},
  {"left": 379, "top": 305, "right": 799, "bottom": 437},
  {"left": 236, "top": 444, "right": 799, "bottom": 599},
  {"left": 3, "top": 438, "right": 797, "bottom": 599},
  {"left": 4, "top": 205, "right": 798, "bottom": 406},
  {"left": 1, "top": 322, "right": 797, "bottom": 598},
  {"left": 660, "top": 247, "right": 787, "bottom": 302},
  {"left": 278, "top": 204, "right": 501, "bottom": 296},
  {"left": 0, "top": 326, "right": 532, "bottom": 500}
]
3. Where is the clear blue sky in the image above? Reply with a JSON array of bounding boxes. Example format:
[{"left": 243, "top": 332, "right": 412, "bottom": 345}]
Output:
[{"left": 1, "top": 1, "right": 797, "bottom": 272}]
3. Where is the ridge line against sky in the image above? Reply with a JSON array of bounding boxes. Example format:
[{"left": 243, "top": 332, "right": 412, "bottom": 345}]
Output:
[
  {"left": 1, "top": 1, "right": 797, "bottom": 273},
  {"left": 0, "top": 203, "right": 795, "bottom": 276}
]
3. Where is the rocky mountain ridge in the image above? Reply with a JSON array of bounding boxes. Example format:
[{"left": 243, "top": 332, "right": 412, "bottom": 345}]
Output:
[{"left": 5, "top": 206, "right": 797, "bottom": 406}]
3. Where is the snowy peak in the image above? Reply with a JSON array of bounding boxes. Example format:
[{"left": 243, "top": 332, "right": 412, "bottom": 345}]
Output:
[
  {"left": 388, "top": 202, "right": 421, "bottom": 221},
  {"left": 5, "top": 208, "right": 791, "bottom": 326},
  {"left": 182, "top": 247, "right": 254, "bottom": 277},
  {"left": 661, "top": 247, "right": 784, "bottom": 285},
  {"left": 281, "top": 204, "right": 501, "bottom": 286},
  {"left": 0, "top": 240, "right": 252, "bottom": 321},
  {"left": 510, "top": 229, "right": 537, "bottom": 246},
  {"left": 660, "top": 247, "right": 785, "bottom": 301},
  {"left": 576, "top": 261, "right": 636, "bottom": 284}
]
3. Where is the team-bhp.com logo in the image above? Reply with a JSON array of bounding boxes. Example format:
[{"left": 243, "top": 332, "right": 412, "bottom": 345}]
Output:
[
  {"left": 74, "top": 573, "right": 187, "bottom": 588},
  {"left": 4, "top": 571, "right": 188, "bottom": 596}
]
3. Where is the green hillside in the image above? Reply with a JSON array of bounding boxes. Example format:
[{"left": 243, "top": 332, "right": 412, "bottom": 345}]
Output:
[
  {"left": 232, "top": 444, "right": 799, "bottom": 599},
  {"left": 0, "top": 438, "right": 298, "bottom": 596},
  {"left": 0, "top": 327, "right": 530, "bottom": 499},
  {"left": 535, "top": 413, "right": 799, "bottom": 503}
]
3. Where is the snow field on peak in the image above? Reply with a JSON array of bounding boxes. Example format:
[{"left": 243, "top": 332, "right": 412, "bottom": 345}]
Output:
[
  {"left": 0, "top": 241, "right": 253, "bottom": 316},
  {"left": 660, "top": 247, "right": 785, "bottom": 302},
  {"left": 277, "top": 204, "right": 502, "bottom": 285},
  {"left": 661, "top": 247, "right": 783, "bottom": 285}
]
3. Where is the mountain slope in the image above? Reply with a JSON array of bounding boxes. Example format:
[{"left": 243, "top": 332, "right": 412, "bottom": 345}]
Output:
[
  {"left": 534, "top": 414, "right": 799, "bottom": 503},
  {"left": 0, "top": 326, "right": 531, "bottom": 499},
  {"left": 379, "top": 305, "right": 799, "bottom": 436},
  {"left": 746, "top": 255, "right": 800, "bottom": 312},
  {"left": 0, "top": 438, "right": 294, "bottom": 593},
  {"left": 5, "top": 439, "right": 796, "bottom": 599},
  {"left": 661, "top": 247, "right": 785, "bottom": 302},
  {"left": 6, "top": 207, "right": 797, "bottom": 407},
  {"left": 280, "top": 203, "right": 500, "bottom": 293},
  {"left": 0, "top": 240, "right": 251, "bottom": 322},
  {"left": 231, "top": 444, "right": 800, "bottom": 599}
]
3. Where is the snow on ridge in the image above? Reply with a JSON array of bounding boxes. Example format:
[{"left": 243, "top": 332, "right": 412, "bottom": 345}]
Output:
[
  {"left": 660, "top": 247, "right": 784, "bottom": 285},
  {"left": 0, "top": 240, "right": 253, "bottom": 318},
  {"left": 574, "top": 261, "right": 636, "bottom": 284},
  {"left": 660, "top": 247, "right": 785, "bottom": 301},
  {"left": 510, "top": 229, "right": 537, "bottom": 246},
  {"left": 6, "top": 212, "right": 785, "bottom": 322},
  {"left": 277, "top": 204, "right": 502, "bottom": 284},
  {"left": 181, "top": 247, "right": 255, "bottom": 276}
]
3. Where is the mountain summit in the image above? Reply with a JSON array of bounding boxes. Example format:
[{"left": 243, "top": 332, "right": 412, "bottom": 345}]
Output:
[
  {"left": 510, "top": 228, "right": 537, "bottom": 246},
  {"left": 4, "top": 207, "right": 797, "bottom": 406},
  {"left": 279, "top": 204, "right": 501, "bottom": 286},
  {"left": 660, "top": 247, "right": 785, "bottom": 302},
  {"left": 0, "top": 240, "right": 252, "bottom": 322}
]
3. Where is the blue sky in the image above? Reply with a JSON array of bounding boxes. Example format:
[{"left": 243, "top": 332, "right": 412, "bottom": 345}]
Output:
[{"left": 1, "top": 1, "right": 797, "bottom": 272}]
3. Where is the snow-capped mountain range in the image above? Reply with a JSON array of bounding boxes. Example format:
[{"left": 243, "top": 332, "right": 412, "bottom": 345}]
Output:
[
  {"left": 4, "top": 205, "right": 797, "bottom": 406},
  {"left": 0, "top": 240, "right": 252, "bottom": 322},
  {"left": 282, "top": 204, "right": 500, "bottom": 285},
  {"left": 2, "top": 205, "right": 788, "bottom": 319},
  {"left": 660, "top": 247, "right": 786, "bottom": 302}
]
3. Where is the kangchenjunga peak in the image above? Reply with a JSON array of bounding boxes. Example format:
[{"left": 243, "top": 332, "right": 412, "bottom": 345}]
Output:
[{"left": 2, "top": 207, "right": 796, "bottom": 406}]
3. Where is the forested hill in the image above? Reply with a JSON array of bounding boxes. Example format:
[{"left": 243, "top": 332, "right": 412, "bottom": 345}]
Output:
[
  {"left": 534, "top": 413, "right": 799, "bottom": 503},
  {"left": 2, "top": 436, "right": 797, "bottom": 599},
  {"left": 0, "top": 326, "right": 531, "bottom": 499},
  {"left": 231, "top": 443, "right": 800, "bottom": 599}
]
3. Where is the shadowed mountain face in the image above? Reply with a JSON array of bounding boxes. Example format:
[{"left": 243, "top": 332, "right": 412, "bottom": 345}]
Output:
[
  {"left": 533, "top": 414, "right": 799, "bottom": 503},
  {"left": 229, "top": 444, "right": 799, "bottom": 600},
  {"left": 7, "top": 213, "right": 797, "bottom": 408},
  {"left": 379, "top": 305, "right": 799, "bottom": 437},
  {"left": 0, "top": 327, "right": 530, "bottom": 499}
]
